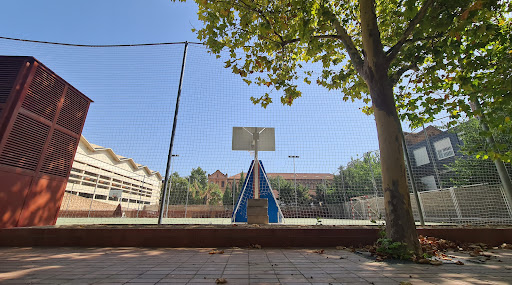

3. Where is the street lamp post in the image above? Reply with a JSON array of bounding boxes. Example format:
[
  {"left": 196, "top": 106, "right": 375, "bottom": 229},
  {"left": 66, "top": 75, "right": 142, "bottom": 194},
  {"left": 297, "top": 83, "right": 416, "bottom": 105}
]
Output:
[{"left": 288, "top": 155, "right": 299, "bottom": 219}]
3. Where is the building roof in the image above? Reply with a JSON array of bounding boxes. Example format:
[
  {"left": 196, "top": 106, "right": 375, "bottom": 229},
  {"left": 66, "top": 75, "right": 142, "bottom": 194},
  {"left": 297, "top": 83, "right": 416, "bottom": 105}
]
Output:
[
  {"left": 79, "top": 136, "right": 163, "bottom": 180},
  {"left": 208, "top": 170, "right": 227, "bottom": 178},
  {"left": 228, "top": 172, "right": 334, "bottom": 180},
  {"left": 403, "top": 125, "right": 443, "bottom": 145}
]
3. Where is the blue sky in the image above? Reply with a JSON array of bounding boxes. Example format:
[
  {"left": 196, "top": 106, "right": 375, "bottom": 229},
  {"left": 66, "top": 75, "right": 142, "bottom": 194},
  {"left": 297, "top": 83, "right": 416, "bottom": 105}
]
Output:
[
  {"left": 0, "top": 0, "right": 396, "bottom": 178},
  {"left": 0, "top": 0, "right": 201, "bottom": 44}
]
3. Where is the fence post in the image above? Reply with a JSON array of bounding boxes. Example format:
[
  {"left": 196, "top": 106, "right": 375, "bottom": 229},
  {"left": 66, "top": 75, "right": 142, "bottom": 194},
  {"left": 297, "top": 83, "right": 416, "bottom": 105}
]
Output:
[
  {"left": 422, "top": 124, "right": 444, "bottom": 189},
  {"left": 417, "top": 191, "right": 427, "bottom": 220},
  {"left": 366, "top": 151, "right": 381, "bottom": 217},
  {"left": 500, "top": 188, "right": 512, "bottom": 219},
  {"left": 449, "top": 188, "right": 463, "bottom": 220},
  {"left": 232, "top": 178, "right": 236, "bottom": 210},
  {"left": 165, "top": 154, "right": 179, "bottom": 218},
  {"left": 87, "top": 174, "right": 100, "bottom": 218},
  {"left": 185, "top": 176, "right": 191, "bottom": 218},
  {"left": 158, "top": 41, "right": 189, "bottom": 225},
  {"left": 136, "top": 176, "right": 146, "bottom": 218},
  {"left": 472, "top": 100, "right": 512, "bottom": 213},
  {"left": 402, "top": 133, "right": 425, "bottom": 225},
  {"left": 64, "top": 182, "right": 75, "bottom": 216}
]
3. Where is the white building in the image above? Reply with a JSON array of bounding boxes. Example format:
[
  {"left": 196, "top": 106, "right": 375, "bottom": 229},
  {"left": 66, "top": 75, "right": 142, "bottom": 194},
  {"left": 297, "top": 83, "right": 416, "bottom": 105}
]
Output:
[{"left": 65, "top": 136, "right": 162, "bottom": 210}]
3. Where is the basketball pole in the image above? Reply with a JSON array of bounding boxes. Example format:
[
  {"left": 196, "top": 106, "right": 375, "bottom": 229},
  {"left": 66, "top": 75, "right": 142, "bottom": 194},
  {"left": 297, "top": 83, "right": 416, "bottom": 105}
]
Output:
[{"left": 253, "top": 132, "right": 259, "bottom": 199}]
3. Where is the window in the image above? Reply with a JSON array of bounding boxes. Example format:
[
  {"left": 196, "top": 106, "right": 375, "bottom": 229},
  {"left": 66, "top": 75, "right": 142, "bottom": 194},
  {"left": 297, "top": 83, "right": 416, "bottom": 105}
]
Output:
[
  {"left": 94, "top": 194, "right": 107, "bottom": 200},
  {"left": 71, "top": 168, "right": 82, "bottom": 173},
  {"left": 82, "top": 181, "right": 96, "bottom": 187},
  {"left": 434, "top": 137, "right": 455, "bottom": 160},
  {"left": 221, "top": 181, "right": 225, "bottom": 187},
  {"left": 78, "top": 192, "right": 93, "bottom": 199},
  {"left": 420, "top": 176, "right": 437, "bottom": 190},
  {"left": 413, "top": 147, "right": 430, "bottom": 166},
  {"left": 83, "top": 177, "right": 97, "bottom": 183},
  {"left": 69, "top": 173, "right": 81, "bottom": 179}
]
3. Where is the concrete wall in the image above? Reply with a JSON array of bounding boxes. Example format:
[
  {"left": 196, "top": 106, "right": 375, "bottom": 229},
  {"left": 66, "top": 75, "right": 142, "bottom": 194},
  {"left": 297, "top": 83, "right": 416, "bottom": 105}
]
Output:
[{"left": 60, "top": 192, "right": 118, "bottom": 212}]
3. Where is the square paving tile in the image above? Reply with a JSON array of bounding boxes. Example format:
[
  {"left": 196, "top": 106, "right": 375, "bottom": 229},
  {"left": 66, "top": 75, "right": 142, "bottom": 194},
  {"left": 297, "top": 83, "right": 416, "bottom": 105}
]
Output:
[{"left": 0, "top": 247, "right": 511, "bottom": 285}]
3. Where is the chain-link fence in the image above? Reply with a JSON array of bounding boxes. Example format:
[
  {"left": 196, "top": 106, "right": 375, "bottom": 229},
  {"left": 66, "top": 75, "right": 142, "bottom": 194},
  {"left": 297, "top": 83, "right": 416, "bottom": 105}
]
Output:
[
  {"left": 402, "top": 124, "right": 512, "bottom": 224},
  {"left": 1, "top": 38, "right": 510, "bottom": 226}
]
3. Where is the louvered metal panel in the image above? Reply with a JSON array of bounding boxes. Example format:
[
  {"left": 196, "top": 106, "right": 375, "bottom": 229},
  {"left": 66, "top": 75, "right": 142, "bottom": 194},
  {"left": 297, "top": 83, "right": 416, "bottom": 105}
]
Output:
[
  {"left": 0, "top": 58, "right": 24, "bottom": 104},
  {"left": 22, "top": 66, "right": 65, "bottom": 122},
  {"left": 0, "top": 114, "right": 50, "bottom": 171},
  {"left": 57, "top": 88, "right": 90, "bottom": 134},
  {"left": 0, "top": 56, "right": 92, "bottom": 228},
  {"left": 41, "top": 130, "right": 78, "bottom": 177}
]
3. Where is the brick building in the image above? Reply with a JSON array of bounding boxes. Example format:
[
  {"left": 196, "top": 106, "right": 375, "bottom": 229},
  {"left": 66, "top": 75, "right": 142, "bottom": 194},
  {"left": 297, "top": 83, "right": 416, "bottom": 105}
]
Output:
[
  {"left": 208, "top": 170, "right": 228, "bottom": 192},
  {"left": 207, "top": 170, "right": 334, "bottom": 197}
]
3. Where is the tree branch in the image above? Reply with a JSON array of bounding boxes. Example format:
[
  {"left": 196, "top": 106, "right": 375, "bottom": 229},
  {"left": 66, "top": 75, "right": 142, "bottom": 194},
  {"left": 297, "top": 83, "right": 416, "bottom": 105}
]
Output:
[
  {"left": 386, "top": 0, "right": 435, "bottom": 64},
  {"left": 235, "top": 2, "right": 340, "bottom": 49},
  {"left": 403, "top": 33, "right": 444, "bottom": 44},
  {"left": 280, "top": 34, "right": 341, "bottom": 46},
  {"left": 324, "top": 8, "right": 365, "bottom": 75},
  {"left": 360, "top": 0, "right": 386, "bottom": 69},
  {"left": 236, "top": 0, "right": 285, "bottom": 43},
  {"left": 390, "top": 62, "right": 419, "bottom": 85}
]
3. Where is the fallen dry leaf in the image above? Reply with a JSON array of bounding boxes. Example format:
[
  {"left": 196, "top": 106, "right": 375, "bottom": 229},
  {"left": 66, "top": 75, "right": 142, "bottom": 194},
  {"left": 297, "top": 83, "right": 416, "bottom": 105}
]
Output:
[
  {"left": 209, "top": 250, "right": 225, "bottom": 254},
  {"left": 335, "top": 246, "right": 346, "bottom": 250},
  {"left": 455, "top": 261, "right": 464, "bottom": 265},
  {"left": 215, "top": 278, "right": 227, "bottom": 284},
  {"left": 429, "top": 260, "right": 443, "bottom": 266},
  {"left": 250, "top": 244, "right": 262, "bottom": 249},
  {"left": 313, "top": 249, "right": 325, "bottom": 254}
]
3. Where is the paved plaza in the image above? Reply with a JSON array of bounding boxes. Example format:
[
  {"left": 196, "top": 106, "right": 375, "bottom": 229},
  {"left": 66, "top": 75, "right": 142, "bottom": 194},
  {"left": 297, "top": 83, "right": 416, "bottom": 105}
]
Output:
[{"left": 0, "top": 247, "right": 511, "bottom": 285}]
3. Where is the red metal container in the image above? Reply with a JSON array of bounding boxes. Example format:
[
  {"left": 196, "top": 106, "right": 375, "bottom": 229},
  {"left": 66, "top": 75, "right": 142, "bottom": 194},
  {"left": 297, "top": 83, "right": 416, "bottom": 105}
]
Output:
[{"left": 0, "top": 56, "right": 92, "bottom": 228}]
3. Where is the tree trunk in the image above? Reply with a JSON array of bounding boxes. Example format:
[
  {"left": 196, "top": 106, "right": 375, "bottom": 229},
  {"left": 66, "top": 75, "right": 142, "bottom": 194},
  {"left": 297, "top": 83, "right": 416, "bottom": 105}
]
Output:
[{"left": 367, "top": 71, "right": 421, "bottom": 255}]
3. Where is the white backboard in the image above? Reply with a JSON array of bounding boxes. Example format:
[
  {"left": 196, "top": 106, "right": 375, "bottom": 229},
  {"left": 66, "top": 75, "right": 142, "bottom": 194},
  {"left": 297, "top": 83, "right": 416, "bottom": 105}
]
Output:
[{"left": 232, "top": 127, "right": 275, "bottom": 151}]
